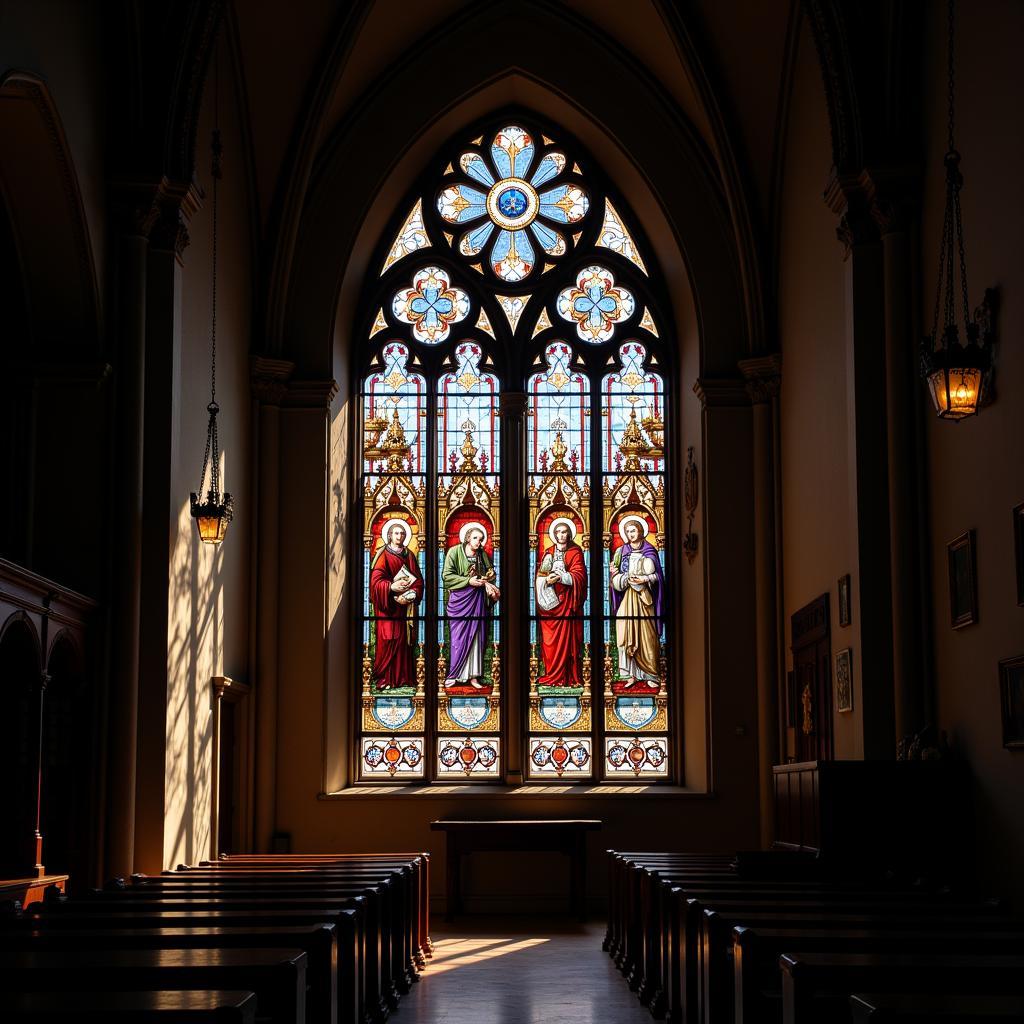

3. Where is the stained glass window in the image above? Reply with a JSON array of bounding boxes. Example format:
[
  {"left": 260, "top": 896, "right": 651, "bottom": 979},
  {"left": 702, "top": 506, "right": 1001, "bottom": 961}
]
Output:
[{"left": 359, "top": 118, "right": 670, "bottom": 783}]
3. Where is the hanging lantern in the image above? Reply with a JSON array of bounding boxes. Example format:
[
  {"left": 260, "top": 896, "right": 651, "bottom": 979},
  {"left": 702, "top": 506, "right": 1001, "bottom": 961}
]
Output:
[
  {"left": 920, "top": 0, "right": 996, "bottom": 420},
  {"left": 190, "top": 59, "right": 234, "bottom": 544}
]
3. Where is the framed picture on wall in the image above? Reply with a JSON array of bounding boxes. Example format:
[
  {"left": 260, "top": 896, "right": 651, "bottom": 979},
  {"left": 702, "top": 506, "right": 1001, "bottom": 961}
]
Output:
[
  {"left": 1014, "top": 503, "right": 1024, "bottom": 607},
  {"left": 834, "top": 648, "right": 853, "bottom": 713},
  {"left": 838, "top": 574, "right": 851, "bottom": 627},
  {"left": 947, "top": 530, "right": 978, "bottom": 629},
  {"left": 999, "top": 655, "right": 1024, "bottom": 750}
]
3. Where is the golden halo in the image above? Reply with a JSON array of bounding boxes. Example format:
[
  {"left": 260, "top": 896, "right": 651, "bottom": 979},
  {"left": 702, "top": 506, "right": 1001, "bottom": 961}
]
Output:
[
  {"left": 548, "top": 516, "right": 577, "bottom": 545},
  {"left": 459, "top": 521, "right": 489, "bottom": 546},
  {"left": 618, "top": 515, "right": 650, "bottom": 544},
  {"left": 381, "top": 518, "right": 412, "bottom": 548}
]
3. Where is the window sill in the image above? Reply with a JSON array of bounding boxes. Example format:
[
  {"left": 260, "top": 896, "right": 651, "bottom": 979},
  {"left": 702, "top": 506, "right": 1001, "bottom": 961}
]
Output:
[{"left": 320, "top": 783, "right": 713, "bottom": 799}]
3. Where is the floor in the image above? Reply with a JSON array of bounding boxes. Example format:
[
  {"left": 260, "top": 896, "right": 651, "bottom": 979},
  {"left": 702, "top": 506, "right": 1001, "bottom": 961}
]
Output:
[{"left": 401, "top": 916, "right": 651, "bottom": 1023}]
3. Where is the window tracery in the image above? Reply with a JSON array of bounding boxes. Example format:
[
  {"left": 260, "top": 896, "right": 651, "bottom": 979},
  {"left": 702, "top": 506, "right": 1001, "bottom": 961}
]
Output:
[{"left": 359, "top": 119, "right": 671, "bottom": 783}]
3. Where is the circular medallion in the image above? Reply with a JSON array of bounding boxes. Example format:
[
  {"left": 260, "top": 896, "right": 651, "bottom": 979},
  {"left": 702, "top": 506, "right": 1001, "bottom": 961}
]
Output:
[
  {"left": 551, "top": 744, "right": 569, "bottom": 766},
  {"left": 647, "top": 745, "right": 666, "bottom": 768},
  {"left": 384, "top": 743, "right": 402, "bottom": 764},
  {"left": 607, "top": 744, "right": 627, "bottom": 767},
  {"left": 478, "top": 745, "right": 497, "bottom": 768},
  {"left": 439, "top": 744, "right": 460, "bottom": 767},
  {"left": 486, "top": 177, "right": 539, "bottom": 230},
  {"left": 570, "top": 745, "right": 590, "bottom": 766},
  {"left": 459, "top": 744, "right": 478, "bottom": 766},
  {"left": 364, "top": 744, "right": 384, "bottom": 767},
  {"left": 402, "top": 745, "right": 422, "bottom": 767},
  {"left": 532, "top": 745, "right": 549, "bottom": 767},
  {"left": 628, "top": 745, "right": 646, "bottom": 765}
]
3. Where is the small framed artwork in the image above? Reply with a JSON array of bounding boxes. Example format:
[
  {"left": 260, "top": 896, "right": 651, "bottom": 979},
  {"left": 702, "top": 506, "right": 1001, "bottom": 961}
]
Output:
[
  {"left": 1013, "top": 503, "right": 1024, "bottom": 607},
  {"left": 838, "top": 574, "right": 851, "bottom": 627},
  {"left": 947, "top": 530, "right": 978, "bottom": 629},
  {"left": 999, "top": 655, "right": 1024, "bottom": 750},
  {"left": 834, "top": 648, "right": 853, "bottom": 713}
]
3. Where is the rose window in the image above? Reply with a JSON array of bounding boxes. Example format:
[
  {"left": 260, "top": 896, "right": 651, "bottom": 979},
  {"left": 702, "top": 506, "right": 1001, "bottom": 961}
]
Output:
[{"left": 437, "top": 124, "right": 590, "bottom": 284}]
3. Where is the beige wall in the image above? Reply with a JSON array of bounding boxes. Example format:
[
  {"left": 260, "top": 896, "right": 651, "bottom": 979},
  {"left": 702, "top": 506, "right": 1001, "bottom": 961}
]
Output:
[
  {"left": 921, "top": 0, "right": 1024, "bottom": 902},
  {"left": 162, "top": 38, "right": 254, "bottom": 869},
  {"left": 778, "top": 17, "right": 860, "bottom": 756}
]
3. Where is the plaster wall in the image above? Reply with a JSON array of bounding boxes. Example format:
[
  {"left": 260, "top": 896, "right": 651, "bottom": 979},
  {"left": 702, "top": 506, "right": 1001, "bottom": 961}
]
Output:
[
  {"left": 160, "top": 42, "right": 254, "bottom": 869},
  {"left": 920, "top": 0, "right": 1024, "bottom": 904},
  {"left": 777, "top": 18, "right": 859, "bottom": 756}
]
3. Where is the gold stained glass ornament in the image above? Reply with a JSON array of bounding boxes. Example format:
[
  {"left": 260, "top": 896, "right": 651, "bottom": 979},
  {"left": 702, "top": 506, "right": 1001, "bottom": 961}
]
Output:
[
  {"left": 370, "top": 308, "right": 388, "bottom": 338},
  {"left": 496, "top": 294, "right": 529, "bottom": 333},
  {"left": 381, "top": 198, "right": 430, "bottom": 274},
  {"left": 639, "top": 307, "right": 659, "bottom": 337},
  {"left": 532, "top": 309, "right": 552, "bottom": 338},
  {"left": 476, "top": 309, "right": 496, "bottom": 339},
  {"left": 597, "top": 199, "right": 648, "bottom": 275}
]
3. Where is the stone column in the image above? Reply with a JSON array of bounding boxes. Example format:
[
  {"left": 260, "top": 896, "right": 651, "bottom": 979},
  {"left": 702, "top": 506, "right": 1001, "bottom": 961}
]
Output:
[
  {"left": 102, "top": 191, "right": 151, "bottom": 881},
  {"left": 739, "top": 355, "right": 782, "bottom": 847},
  {"left": 827, "top": 175, "right": 896, "bottom": 760},
  {"left": 693, "top": 379, "right": 760, "bottom": 844},
  {"left": 251, "top": 357, "right": 293, "bottom": 848},
  {"left": 869, "top": 179, "right": 928, "bottom": 739},
  {"left": 134, "top": 185, "right": 198, "bottom": 874},
  {"left": 498, "top": 392, "right": 527, "bottom": 784}
]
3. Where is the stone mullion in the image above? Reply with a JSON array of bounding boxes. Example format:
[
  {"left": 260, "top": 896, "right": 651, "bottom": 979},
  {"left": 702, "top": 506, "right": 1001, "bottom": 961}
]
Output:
[{"left": 498, "top": 392, "right": 527, "bottom": 783}]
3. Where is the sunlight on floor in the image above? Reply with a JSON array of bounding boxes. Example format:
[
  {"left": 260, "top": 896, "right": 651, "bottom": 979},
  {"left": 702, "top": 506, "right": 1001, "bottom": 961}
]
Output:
[{"left": 427, "top": 935, "right": 550, "bottom": 974}]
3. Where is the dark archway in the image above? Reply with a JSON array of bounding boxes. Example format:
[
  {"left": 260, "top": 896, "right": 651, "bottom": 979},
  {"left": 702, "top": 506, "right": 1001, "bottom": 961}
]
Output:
[
  {"left": 42, "top": 631, "right": 94, "bottom": 890},
  {"left": 0, "top": 613, "right": 41, "bottom": 875}
]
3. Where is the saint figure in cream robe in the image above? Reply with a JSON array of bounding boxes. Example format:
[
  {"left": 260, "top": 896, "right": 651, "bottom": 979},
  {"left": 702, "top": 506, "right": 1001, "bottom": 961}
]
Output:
[{"left": 609, "top": 517, "right": 664, "bottom": 689}]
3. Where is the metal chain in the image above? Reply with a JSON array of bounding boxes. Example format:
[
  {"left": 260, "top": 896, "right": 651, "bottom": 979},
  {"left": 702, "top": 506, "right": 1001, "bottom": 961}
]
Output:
[
  {"left": 946, "top": 0, "right": 955, "bottom": 154},
  {"left": 199, "top": 48, "right": 222, "bottom": 499}
]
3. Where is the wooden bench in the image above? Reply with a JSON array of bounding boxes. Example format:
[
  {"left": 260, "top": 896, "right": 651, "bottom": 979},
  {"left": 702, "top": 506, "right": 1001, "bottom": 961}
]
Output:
[
  {"left": 14, "top": 908, "right": 361, "bottom": 1024},
  {"left": 781, "top": 952, "right": 1024, "bottom": 1024},
  {"left": 849, "top": 992, "right": 1024, "bottom": 1022},
  {"left": 0, "top": 924, "right": 337, "bottom": 1024},
  {"left": 735, "top": 926, "right": 1024, "bottom": 1024},
  {"left": 2, "top": 989, "right": 258, "bottom": 1023},
  {"left": 0, "top": 948, "right": 308, "bottom": 1024}
]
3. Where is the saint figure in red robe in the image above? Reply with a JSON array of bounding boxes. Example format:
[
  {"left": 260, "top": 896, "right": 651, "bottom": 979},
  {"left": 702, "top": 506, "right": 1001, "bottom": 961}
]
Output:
[
  {"left": 369, "top": 520, "right": 424, "bottom": 690},
  {"left": 535, "top": 517, "right": 587, "bottom": 687}
]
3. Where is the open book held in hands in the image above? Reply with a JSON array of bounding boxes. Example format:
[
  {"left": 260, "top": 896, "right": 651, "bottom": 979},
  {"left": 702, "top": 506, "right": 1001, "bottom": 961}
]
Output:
[{"left": 391, "top": 565, "right": 417, "bottom": 590}]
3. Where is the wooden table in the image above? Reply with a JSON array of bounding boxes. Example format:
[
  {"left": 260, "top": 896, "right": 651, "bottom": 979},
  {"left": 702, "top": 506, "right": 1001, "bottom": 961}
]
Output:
[{"left": 430, "top": 819, "right": 601, "bottom": 920}]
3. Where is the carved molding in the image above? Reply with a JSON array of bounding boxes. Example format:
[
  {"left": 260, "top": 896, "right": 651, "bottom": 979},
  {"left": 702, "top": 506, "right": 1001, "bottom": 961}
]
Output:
[
  {"left": 283, "top": 378, "right": 339, "bottom": 409},
  {"left": 693, "top": 377, "right": 749, "bottom": 409},
  {"left": 739, "top": 354, "right": 782, "bottom": 404},
  {"left": 251, "top": 356, "right": 295, "bottom": 404}
]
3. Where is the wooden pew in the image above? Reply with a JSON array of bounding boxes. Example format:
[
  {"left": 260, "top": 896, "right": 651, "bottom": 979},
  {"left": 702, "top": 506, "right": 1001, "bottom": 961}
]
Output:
[
  {"left": 734, "top": 926, "right": 1024, "bottom": 1024},
  {"left": 780, "top": 952, "right": 1024, "bottom": 1024},
  {"left": 0, "top": 948, "right": 308, "bottom": 1024},
  {"left": 131, "top": 862, "right": 418, "bottom": 993},
  {"left": 849, "top": 992, "right": 1024, "bottom": 1022},
  {"left": 15, "top": 907, "right": 361, "bottom": 1024},
  {"left": 52, "top": 892, "right": 385, "bottom": 1023},
  {"left": 0, "top": 924, "right": 337, "bottom": 1024},
  {"left": 3, "top": 989, "right": 258, "bottom": 1023}
]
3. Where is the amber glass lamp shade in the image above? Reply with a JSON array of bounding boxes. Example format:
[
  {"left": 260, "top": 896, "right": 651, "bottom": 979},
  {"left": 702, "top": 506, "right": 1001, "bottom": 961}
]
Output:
[
  {"left": 925, "top": 365, "right": 984, "bottom": 420},
  {"left": 190, "top": 490, "right": 233, "bottom": 545}
]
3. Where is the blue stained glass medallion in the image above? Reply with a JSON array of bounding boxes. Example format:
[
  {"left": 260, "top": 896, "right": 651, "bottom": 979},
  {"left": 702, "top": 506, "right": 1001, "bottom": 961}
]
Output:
[
  {"left": 370, "top": 696, "right": 417, "bottom": 730},
  {"left": 447, "top": 696, "right": 491, "bottom": 730},
  {"left": 612, "top": 695, "right": 658, "bottom": 729},
  {"left": 538, "top": 695, "right": 583, "bottom": 730}
]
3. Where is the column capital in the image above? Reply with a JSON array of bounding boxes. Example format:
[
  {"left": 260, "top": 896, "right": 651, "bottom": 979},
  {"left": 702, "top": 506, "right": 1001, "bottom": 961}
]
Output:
[
  {"left": 739, "top": 354, "right": 782, "bottom": 404},
  {"left": 693, "top": 377, "right": 749, "bottom": 409},
  {"left": 111, "top": 177, "right": 203, "bottom": 261},
  {"left": 282, "top": 378, "right": 339, "bottom": 409},
  {"left": 498, "top": 391, "right": 528, "bottom": 419},
  {"left": 251, "top": 356, "right": 295, "bottom": 405},
  {"left": 825, "top": 166, "right": 919, "bottom": 256}
]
